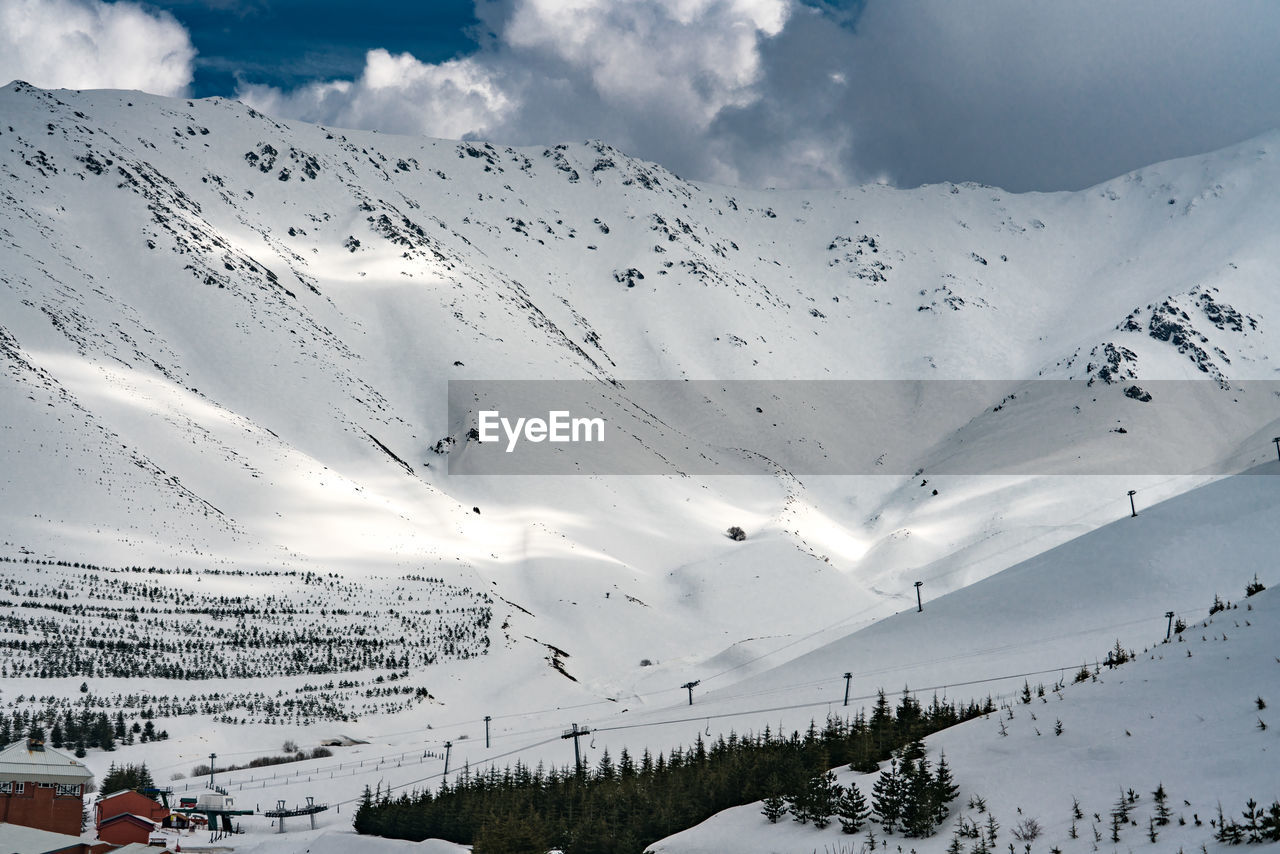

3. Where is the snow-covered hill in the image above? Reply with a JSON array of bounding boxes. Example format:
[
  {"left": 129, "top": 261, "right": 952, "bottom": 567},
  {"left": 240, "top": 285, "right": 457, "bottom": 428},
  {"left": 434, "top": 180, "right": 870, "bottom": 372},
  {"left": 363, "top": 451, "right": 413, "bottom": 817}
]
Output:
[
  {"left": 2, "top": 81, "right": 1280, "bottom": 851},
  {"left": 652, "top": 584, "right": 1280, "bottom": 854}
]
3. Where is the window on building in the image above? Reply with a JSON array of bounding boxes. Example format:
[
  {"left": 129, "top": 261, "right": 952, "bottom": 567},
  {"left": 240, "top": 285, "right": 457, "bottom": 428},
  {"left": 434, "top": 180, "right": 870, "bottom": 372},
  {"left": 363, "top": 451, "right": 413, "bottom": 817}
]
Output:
[{"left": 55, "top": 783, "right": 82, "bottom": 797}]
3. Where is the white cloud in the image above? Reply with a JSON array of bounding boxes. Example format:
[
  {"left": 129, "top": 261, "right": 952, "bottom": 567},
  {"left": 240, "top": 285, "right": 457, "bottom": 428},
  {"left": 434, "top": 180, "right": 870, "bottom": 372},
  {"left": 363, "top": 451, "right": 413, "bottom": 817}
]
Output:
[
  {"left": 238, "top": 0, "right": 793, "bottom": 184},
  {"left": 0, "top": 0, "right": 195, "bottom": 96},
  {"left": 240, "top": 49, "right": 513, "bottom": 141},
  {"left": 502, "top": 0, "right": 788, "bottom": 125}
]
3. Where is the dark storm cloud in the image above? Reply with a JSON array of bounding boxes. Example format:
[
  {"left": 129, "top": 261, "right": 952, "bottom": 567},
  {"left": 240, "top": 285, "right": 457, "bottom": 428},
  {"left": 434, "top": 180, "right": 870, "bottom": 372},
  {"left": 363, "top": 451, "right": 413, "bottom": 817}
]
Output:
[{"left": 835, "top": 0, "right": 1280, "bottom": 190}]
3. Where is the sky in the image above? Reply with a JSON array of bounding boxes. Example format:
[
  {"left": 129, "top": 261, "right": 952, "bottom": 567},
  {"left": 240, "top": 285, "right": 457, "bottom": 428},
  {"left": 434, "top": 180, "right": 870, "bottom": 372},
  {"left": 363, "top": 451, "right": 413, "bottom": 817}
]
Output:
[{"left": 2, "top": 0, "right": 1280, "bottom": 192}]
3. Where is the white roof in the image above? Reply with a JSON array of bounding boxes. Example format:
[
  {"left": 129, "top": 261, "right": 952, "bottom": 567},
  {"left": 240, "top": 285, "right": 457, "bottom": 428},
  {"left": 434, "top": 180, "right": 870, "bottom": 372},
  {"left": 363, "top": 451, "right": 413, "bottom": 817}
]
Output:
[
  {"left": 0, "top": 821, "right": 86, "bottom": 854},
  {"left": 0, "top": 741, "right": 93, "bottom": 785}
]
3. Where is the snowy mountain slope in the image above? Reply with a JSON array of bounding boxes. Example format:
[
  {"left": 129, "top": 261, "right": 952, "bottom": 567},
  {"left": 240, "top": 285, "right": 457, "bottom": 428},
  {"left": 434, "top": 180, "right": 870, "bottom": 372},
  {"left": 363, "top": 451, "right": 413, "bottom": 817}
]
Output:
[
  {"left": 3, "top": 79, "right": 1280, "bottom": 738},
  {"left": 651, "top": 587, "right": 1280, "bottom": 854}
]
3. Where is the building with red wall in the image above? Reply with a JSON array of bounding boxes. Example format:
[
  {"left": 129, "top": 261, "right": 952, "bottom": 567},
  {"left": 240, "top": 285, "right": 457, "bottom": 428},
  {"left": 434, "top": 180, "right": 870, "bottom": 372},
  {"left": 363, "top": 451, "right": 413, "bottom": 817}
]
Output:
[
  {"left": 96, "top": 788, "right": 169, "bottom": 826},
  {"left": 0, "top": 739, "right": 93, "bottom": 836},
  {"left": 96, "top": 811, "right": 159, "bottom": 846}
]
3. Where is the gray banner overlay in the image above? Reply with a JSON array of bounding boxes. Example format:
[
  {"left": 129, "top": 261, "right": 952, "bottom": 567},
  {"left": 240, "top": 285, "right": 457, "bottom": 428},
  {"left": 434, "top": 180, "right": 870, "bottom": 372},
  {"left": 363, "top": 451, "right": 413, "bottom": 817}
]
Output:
[{"left": 445, "top": 380, "right": 1280, "bottom": 475}]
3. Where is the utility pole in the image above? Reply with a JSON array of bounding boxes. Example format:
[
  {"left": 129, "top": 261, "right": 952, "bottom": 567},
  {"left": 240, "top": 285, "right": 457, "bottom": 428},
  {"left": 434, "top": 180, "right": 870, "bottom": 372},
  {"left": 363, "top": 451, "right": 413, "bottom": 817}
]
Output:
[
  {"left": 1128, "top": 489, "right": 1138, "bottom": 518},
  {"left": 682, "top": 680, "right": 701, "bottom": 705},
  {"left": 914, "top": 581, "right": 924, "bottom": 613},
  {"left": 561, "top": 724, "right": 590, "bottom": 776},
  {"left": 843, "top": 672, "right": 852, "bottom": 707},
  {"left": 484, "top": 715, "right": 491, "bottom": 749},
  {"left": 208, "top": 753, "right": 216, "bottom": 789},
  {"left": 1165, "top": 611, "right": 1176, "bottom": 641},
  {"left": 442, "top": 741, "right": 452, "bottom": 779},
  {"left": 1273, "top": 437, "right": 1280, "bottom": 462}
]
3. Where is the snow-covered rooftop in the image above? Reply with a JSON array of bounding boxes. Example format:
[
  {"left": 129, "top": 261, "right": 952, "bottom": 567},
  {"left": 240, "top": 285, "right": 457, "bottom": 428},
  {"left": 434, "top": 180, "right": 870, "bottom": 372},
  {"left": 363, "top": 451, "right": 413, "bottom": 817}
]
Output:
[{"left": 0, "top": 741, "right": 93, "bottom": 785}]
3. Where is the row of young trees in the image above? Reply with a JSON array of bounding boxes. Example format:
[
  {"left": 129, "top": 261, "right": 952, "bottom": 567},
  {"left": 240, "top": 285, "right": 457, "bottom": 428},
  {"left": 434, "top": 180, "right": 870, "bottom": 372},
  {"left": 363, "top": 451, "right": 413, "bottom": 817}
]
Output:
[
  {"left": 355, "top": 689, "right": 992, "bottom": 854},
  {"left": 762, "top": 738, "right": 958, "bottom": 837},
  {"left": 99, "top": 762, "right": 156, "bottom": 795},
  {"left": 869, "top": 740, "right": 958, "bottom": 836},
  {"left": 1, "top": 557, "right": 492, "bottom": 681},
  {"left": 2, "top": 708, "right": 168, "bottom": 756}
]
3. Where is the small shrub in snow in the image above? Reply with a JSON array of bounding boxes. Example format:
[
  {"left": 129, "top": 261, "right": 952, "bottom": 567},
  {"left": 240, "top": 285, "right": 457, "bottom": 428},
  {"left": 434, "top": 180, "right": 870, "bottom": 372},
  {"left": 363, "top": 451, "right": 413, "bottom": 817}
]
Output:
[{"left": 1011, "top": 816, "right": 1042, "bottom": 841}]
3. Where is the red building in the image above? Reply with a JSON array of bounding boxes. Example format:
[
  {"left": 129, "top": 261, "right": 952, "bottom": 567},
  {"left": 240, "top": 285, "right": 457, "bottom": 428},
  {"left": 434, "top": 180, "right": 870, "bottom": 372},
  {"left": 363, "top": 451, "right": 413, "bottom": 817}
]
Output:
[
  {"left": 95, "top": 789, "right": 170, "bottom": 845},
  {"left": 96, "top": 788, "right": 169, "bottom": 824},
  {"left": 0, "top": 739, "right": 94, "bottom": 836},
  {"left": 96, "top": 812, "right": 158, "bottom": 846}
]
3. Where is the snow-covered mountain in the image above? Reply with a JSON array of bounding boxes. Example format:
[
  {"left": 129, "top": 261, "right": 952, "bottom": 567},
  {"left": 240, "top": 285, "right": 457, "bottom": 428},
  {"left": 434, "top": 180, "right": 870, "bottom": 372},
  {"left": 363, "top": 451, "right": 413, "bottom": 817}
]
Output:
[{"left": 1, "top": 82, "right": 1279, "bottom": 851}]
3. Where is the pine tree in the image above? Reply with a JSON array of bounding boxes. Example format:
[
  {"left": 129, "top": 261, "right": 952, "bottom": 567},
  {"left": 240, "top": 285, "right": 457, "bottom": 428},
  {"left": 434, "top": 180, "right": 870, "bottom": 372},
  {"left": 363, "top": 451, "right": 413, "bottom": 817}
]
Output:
[
  {"left": 353, "top": 785, "right": 375, "bottom": 834},
  {"left": 1218, "top": 816, "right": 1244, "bottom": 845},
  {"left": 1260, "top": 800, "right": 1280, "bottom": 842},
  {"left": 984, "top": 811, "right": 1000, "bottom": 847},
  {"left": 787, "top": 784, "right": 812, "bottom": 825},
  {"left": 100, "top": 762, "right": 154, "bottom": 794},
  {"left": 901, "top": 751, "right": 936, "bottom": 837},
  {"left": 1242, "top": 798, "right": 1264, "bottom": 843},
  {"left": 836, "top": 781, "right": 871, "bottom": 833},
  {"left": 762, "top": 792, "right": 787, "bottom": 823},
  {"left": 932, "top": 750, "right": 959, "bottom": 822},
  {"left": 1245, "top": 574, "right": 1266, "bottom": 597},
  {"left": 1152, "top": 783, "right": 1172, "bottom": 826},
  {"left": 806, "top": 771, "right": 841, "bottom": 829},
  {"left": 870, "top": 689, "right": 894, "bottom": 753},
  {"left": 871, "top": 759, "right": 903, "bottom": 833}
]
